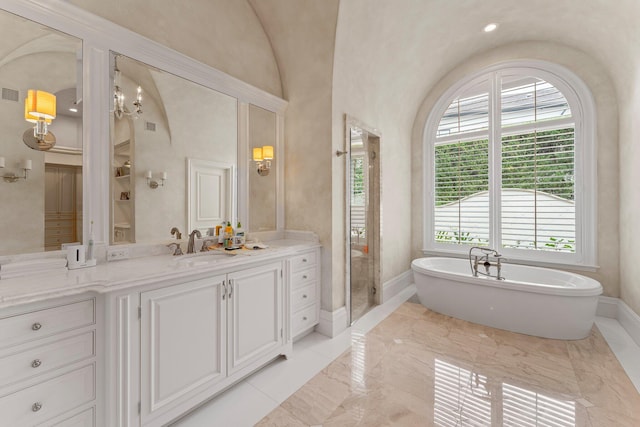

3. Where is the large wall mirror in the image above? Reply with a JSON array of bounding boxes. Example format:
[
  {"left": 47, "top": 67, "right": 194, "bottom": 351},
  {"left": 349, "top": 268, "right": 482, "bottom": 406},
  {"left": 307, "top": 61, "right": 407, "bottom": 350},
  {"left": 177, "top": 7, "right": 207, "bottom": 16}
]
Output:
[
  {"left": 248, "top": 104, "right": 277, "bottom": 232},
  {"left": 0, "top": 9, "right": 83, "bottom": 256},
  {"left": 109, "top": 53, "right": 238, "bottom": 244}
]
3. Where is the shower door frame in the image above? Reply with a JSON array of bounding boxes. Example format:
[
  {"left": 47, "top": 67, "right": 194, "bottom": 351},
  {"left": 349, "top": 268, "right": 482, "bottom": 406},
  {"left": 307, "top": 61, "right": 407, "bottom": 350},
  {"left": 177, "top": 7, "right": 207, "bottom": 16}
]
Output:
[{"left": 344, "top": 114, "right": 382, "bottom": 325}]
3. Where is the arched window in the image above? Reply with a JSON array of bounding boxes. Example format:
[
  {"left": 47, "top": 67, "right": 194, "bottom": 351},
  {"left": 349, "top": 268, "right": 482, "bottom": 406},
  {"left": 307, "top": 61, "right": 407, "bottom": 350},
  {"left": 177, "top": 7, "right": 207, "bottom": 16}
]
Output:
[{"left": 423, "top": 61, "right": 596, "bottom": 267}]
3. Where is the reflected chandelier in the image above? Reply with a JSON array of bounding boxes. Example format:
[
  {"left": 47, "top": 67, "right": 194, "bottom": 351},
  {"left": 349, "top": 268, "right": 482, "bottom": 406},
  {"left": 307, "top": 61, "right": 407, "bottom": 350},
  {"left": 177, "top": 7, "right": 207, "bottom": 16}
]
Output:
[{"left": 113, "top": 55, "right": 142, "bottom": 119}]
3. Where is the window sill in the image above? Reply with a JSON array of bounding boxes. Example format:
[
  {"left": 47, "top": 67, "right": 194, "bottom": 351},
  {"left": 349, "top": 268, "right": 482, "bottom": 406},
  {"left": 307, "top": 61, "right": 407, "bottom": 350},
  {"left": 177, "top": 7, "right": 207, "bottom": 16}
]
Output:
[{"left": 420, "top": 249, "right": 599, "bottom": 273}]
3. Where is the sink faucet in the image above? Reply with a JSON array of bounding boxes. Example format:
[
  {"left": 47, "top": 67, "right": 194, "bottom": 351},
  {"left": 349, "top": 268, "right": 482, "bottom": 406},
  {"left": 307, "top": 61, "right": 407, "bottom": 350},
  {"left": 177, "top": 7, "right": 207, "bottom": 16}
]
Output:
[
  {"left": 187, "top": 229, "right": 202, "bottom": 254},
  {"left": 170, "top": 227, "right": 182, "bottom": 240}
]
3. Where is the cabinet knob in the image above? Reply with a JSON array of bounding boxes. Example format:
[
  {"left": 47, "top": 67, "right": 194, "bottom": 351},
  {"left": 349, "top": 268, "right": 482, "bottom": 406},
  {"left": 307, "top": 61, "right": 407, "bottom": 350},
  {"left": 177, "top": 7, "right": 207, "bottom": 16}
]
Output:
[
  {"left": 31, "top": 359, "right": 42, "bottom": 368},
  {"left": 31, "top": 322, "right": 42, "bottom": 331},
  {"left": 302, "top": 258, "right": 307, "bottom": 263},
  {"left": 303, "top": 294, "right": 308, "bottom": 299},
  {"left": 32, "top": 402, "right": 42, "bottom": 412},
  {"left": 303, "top": 316, "right": 308, "bottom": 321},
  {"left": 303, "top": 275, "right": 308, "bottom": 279}
]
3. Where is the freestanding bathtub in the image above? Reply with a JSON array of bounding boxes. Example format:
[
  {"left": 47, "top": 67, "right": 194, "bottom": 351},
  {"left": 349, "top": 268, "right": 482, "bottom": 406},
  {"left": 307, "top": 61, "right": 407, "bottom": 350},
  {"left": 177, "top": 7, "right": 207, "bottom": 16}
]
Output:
[{"left": 411, "top": 257, "right": 602, "bottom": 340}]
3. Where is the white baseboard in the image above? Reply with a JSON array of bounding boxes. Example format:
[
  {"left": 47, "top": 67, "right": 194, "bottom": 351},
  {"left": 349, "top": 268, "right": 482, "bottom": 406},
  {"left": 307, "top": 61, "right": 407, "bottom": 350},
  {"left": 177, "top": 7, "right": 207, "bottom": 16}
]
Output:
[
  {"left": 596, "top": 296, "right": 619, "bottom": 318},
  {"left": 316, "top": 306, "right": 348, "bottom": 338},
  {"left": 618, "top": 301, "right": 640, "bottom": 348},
  {"left": 381, "top": 270, "right": 413, "bottom": 304},
  {"left": 317, "top": 270, "right": 415, "bottom": 338},
  {"left": 597, "top": 296, "right": 640, "bottom": 348}
]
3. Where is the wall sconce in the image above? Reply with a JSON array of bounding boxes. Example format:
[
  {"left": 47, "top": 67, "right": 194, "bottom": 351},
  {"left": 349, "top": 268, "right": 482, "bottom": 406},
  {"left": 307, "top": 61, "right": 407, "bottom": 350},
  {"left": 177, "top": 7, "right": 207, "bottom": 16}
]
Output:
[
  {"left": 113, "top": 55, "right": 142, "bottom": 119},
  {"left": 146, "top": 170, "right": 167, "bottom": 189},
  {"left": 23, "top": 90, "right": 56, "bottom": 151},
  {"left": 1, "top": 157, "right": 32, "bottom": 183},
  {"left": 252, "top": 145, "right": 274, "bottom": 176}
]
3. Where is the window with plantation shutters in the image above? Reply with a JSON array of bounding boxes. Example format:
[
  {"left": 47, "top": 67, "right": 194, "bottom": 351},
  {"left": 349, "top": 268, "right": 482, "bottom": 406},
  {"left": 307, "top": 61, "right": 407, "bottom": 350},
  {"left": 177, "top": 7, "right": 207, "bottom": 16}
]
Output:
[{"left": 425, "top": 61, "right": 596, "bottom": 266}]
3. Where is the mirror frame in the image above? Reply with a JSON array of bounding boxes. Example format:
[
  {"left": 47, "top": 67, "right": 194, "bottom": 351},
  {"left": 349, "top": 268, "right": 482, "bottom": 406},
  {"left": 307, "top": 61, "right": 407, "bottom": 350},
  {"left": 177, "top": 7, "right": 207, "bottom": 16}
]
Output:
[{"left": 1, "top": 0, "right": 286, "bottom": 255}]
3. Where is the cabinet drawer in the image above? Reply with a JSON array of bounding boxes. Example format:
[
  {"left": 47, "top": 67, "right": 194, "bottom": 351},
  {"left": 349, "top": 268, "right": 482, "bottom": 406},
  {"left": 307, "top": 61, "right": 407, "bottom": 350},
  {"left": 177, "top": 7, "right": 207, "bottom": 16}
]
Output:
[
  {"left": 292, "top": 304, "right": 318, "bottom": 337},
  {"left": 45, "top": 227, "right": 74, "bottom": 238},
  {"left": 0, "top": 300, "right": 95, "bottom": 349},
  {"left": 52, "top": 407, "right": 94, "bottom": 427},
  {"left": 0, "top": 364, "right": 94, "bottom": 426},
  {"left": 0, "top": 332, "right": 94, "bottom": 388},
  {"left": 290, "top": 252, "right": 317, "bottom": 272},
  {"left": 291, "top": 283, "right": 317, "bottom": 311},
  {"left": 290, "top": 267, "right": 316, "bottom": 289},
  {"left": 45, "top": 220, "right": 74, "bottom": 229}
]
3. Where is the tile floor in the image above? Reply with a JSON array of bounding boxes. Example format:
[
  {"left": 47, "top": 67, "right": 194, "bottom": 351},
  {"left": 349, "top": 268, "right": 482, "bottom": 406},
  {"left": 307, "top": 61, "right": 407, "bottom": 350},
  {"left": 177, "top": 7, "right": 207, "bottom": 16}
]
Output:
[{"left": 173, "top": 286, "right": 640, "bottom": 426}]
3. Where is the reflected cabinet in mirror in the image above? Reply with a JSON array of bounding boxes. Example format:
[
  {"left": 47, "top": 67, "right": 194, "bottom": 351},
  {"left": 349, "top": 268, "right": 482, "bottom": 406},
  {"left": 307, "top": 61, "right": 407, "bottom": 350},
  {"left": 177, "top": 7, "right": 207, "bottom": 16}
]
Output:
[
  {"left": 110, "top": 53, "right": 238, "bottom": 244},
  {"left": 0, "top": 9, "right": 83, "bottom": 256}
]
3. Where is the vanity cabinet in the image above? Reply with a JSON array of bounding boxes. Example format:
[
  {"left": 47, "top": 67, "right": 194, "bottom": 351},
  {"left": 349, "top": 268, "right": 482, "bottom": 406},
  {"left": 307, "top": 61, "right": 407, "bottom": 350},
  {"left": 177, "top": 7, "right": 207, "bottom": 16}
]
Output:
[
  {"left": 227, "top": 263, "right": 283, "bottom": 375},
  {"left": 137, "top": 261, "right": 285, "bottom": 426},
  {"left": 289, "top": 249, "right": 321, "bottom": 339},
  {"left": 0, "top": 295, "right": 99, "bottom": 426},
  {"left": 140, "top": 275, "right": 226, "bottom": 424}
]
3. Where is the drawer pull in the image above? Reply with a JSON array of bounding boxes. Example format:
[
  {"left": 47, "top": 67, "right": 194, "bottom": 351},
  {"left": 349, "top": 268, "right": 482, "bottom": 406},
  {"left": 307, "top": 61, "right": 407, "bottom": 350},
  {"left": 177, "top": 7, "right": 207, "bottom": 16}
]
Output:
[
  {"left": 303, "top": 275, "right": 308, "bottom": 279},
  {"left": 303, "top": 294, "right": 308, "bottom": 299},
  {"left": 32, "top": 402, "right": 42, "bottom": 412},
  {"left": 302, "top": 258, "right": 307, "bottom": 263},
  {"left": 32, "top": 322, "right": 42, "bottom": 331},
  {"left": 303, "top": 316, "right": 308, "bottom": 321},
  {"left": 31, "top": 359, "right": 42, "bottom": 368}
]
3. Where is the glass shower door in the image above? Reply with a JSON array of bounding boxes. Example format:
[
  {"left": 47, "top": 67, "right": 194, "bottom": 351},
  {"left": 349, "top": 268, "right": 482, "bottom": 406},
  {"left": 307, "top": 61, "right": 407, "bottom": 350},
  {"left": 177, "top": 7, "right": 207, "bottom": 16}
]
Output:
[{"left": 349, "top": 125, "right": 379, "bottom": 323}]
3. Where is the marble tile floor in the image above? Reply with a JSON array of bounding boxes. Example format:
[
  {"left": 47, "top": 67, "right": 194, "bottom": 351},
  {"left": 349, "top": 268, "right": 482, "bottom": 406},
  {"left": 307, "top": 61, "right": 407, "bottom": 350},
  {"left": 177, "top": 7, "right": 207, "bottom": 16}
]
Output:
[{"left": 173, "top": 286, "right": 640, "bottom": 426}]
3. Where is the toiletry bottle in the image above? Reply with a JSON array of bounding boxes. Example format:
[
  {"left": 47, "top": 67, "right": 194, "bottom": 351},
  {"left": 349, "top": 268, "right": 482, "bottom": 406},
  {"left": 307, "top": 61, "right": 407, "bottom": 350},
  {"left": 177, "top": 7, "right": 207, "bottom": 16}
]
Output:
[
  {"left": 235, "top": 222, "right": 245, "bottom": 246},
  {"left": 87, "top": 221, "right": 95, "bottom": 260},
  {"left": 224, "top": 221, "right": 234, "bottom": 248},
  {"left": 217, "top": 221, "right": 226, "bottom": 244}
]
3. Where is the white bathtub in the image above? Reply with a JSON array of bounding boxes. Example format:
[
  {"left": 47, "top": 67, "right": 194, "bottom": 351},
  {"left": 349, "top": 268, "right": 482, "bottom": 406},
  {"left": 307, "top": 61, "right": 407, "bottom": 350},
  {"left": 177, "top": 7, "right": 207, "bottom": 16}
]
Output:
[{"left": 411, "top": 257, "right": 602, "bottom": 340}]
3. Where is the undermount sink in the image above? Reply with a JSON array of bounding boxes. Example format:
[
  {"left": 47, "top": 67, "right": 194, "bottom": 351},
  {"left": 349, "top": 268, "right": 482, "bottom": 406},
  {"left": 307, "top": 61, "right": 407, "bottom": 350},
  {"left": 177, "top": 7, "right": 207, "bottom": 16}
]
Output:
[{"left": 172, "top": 250, "right": 236, "bottom": 267}]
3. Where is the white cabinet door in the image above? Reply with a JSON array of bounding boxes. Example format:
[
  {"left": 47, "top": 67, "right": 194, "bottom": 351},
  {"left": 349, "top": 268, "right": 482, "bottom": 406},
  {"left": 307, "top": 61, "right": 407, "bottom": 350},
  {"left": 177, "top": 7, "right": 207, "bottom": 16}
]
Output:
[
  {"left": 227, "top": 262, "right": 282, "bottom": 375},
  {"left": 140, "top": 276, "right": 226, "bottom": 424}
]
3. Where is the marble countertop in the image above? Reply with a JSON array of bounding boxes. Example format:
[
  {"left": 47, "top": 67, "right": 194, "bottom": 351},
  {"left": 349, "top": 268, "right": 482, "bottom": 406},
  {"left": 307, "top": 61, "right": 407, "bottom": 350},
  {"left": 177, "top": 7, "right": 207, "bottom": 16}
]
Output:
[{"left": 0, "top": 238, "right": 320, "bottom": 308}]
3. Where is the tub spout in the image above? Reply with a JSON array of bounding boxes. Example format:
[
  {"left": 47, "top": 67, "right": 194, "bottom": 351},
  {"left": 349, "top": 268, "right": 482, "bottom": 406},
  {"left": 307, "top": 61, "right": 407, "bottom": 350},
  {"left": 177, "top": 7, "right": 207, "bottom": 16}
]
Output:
[{"left": 469, "top": 247, "right": 505, "bottom": 280}]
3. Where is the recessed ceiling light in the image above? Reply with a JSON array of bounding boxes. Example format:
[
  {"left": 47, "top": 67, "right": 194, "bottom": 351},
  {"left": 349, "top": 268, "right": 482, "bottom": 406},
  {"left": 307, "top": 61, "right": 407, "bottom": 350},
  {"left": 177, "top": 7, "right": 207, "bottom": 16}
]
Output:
[
  {"left": 69, "top": 107, "right": 78, "bottom": 113},
  {"left": 484, "top": 23, "right": 498, "bottom": 33}
]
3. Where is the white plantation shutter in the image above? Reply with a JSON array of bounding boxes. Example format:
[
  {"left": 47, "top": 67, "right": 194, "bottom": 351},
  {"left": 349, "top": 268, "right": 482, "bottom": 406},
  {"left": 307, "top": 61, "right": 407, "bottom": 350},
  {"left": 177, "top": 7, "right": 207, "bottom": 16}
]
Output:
[
  {"left": 501, "top": 128, "right": 575, "bottom": 251},
  {"left": 434, "top": 139, "right": 489, "bottom": 245},
  {"left": 427, "top": 63, "right": 595, "bottom": 265}
]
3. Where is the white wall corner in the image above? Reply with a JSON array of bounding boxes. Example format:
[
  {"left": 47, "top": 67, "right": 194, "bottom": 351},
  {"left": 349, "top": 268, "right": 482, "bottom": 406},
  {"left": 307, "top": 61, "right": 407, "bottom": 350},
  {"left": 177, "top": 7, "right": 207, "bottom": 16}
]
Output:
[
  {"left": 597, "top": 296, "right": 640, "bottom": 348},
  {"left": 382, "top": 270, "right": 413, "bottom": 304},
  {"left": 317, "top": 306, "right": 348, "bottom": 338},
  {"left": 618, "top": 300, "right": 640, "bottom": 348},
  {"left": 596, "top": 295, "right": 619, "bottom": 318}
]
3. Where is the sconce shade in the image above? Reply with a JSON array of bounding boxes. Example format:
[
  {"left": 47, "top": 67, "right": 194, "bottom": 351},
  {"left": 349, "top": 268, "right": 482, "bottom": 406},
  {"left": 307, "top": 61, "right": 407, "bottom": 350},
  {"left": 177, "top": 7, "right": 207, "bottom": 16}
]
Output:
[
  {"left": 262, "top": 145, "right": 274, "bottom": 160},
  {"left": 253, "top": 147, "right": 263, "bottom": 161},
  {"left": 24, "top": 99, "right": 52, "bottom": 124},
  {"left": 25, "top": 90, "right": 56, "bottom": 120}
]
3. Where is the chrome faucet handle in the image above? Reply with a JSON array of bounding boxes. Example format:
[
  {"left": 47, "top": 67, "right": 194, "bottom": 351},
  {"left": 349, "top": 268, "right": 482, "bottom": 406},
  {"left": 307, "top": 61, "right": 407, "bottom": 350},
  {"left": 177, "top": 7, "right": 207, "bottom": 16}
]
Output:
[
  {"left": 200, "top": 239, "right": 217, "bottom": 252},
  {"left": 167, "top": 242, "right": 183, "bottom": 256}
]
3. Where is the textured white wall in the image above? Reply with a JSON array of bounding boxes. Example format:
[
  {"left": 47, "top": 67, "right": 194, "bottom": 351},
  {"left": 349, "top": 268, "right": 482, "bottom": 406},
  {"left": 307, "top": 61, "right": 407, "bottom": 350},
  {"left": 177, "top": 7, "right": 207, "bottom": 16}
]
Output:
[
  {"left": 68, "top": 0, "right": 282, "bottom": 97},
  {"left": 249, "top": 0, "right": 340, "bottom": 311},
  {"left": 619, "top": 63, "right": 640, "bottom": 315}
]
